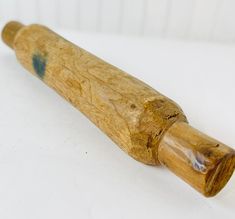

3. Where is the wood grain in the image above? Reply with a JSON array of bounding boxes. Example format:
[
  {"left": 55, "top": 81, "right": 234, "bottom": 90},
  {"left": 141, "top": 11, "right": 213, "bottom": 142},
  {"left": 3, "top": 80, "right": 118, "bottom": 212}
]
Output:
[
  {"left": 2, "top": 21, "right": 235, "bottom": 197},
  {"left": 158, "top": 122, "right": 235, "bottom": 197}
]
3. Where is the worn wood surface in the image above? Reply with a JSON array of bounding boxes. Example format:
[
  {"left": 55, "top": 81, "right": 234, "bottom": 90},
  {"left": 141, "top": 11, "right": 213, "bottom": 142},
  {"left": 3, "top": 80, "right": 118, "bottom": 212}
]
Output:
[
  {"left": 2, "top": 21, "right": 235, "bottom": 197},
  {"left": 158, "top": 122, "right": 235, "bottom": 197},
  {"left": 6, "top": 22, "right": 187, "bottom": 165}
]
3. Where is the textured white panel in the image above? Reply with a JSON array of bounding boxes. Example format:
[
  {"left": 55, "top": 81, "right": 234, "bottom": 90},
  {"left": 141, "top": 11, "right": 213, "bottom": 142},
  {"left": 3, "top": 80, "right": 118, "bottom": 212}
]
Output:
[
  {"left": 120, "top": 0, "right": 144, "bottom": 35},
  {"left": 0, "top": 0, "right": 18, "bottom": 23},
  {"left": 58, "top": 0, "right": 79, "bottom": 28},
  {"left": 99, "top": 0, "right": 121, "bottom": 33},
  {"left": 0, "top": 0, "right": 235, "bottom": 42},
  {"left": 17, "top": 0, "right": 39, "bottom": 23},
  {"left": 143, "top": 0, "right": 169, "bottom": 36},
  {"left": 79, "top": 0, "right": 100, "bottom": 32},
  {"left": 190, "top": 0, "right": 220, "bottom": 40},
  {"left": 167, "top": 0, "right": 194, "bottom": 38},
  {"left": 213, "top": 0, "right": 235, "bottom": 42},
  {"left": 37, "top": 0, "right": 58, "bottom": 27}
]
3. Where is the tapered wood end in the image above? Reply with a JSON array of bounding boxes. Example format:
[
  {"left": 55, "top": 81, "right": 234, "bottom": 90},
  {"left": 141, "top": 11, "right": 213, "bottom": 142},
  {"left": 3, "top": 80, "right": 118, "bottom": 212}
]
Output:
[
  {"left": 158, "top": 122, "right": 235, "bottom": 197},
  {"left": 2, "top": 21, "right": 24, "bottom": 49}
]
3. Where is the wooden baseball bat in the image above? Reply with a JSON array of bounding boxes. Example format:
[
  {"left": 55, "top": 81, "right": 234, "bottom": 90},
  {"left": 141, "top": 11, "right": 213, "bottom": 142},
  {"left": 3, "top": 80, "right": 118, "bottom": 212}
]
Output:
[{"left": 2, "top": 21, "right": 235, "bottom": 197}]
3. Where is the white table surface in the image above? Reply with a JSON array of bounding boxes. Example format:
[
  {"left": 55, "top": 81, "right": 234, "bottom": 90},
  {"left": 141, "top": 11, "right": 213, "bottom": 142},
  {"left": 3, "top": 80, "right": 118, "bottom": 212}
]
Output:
[{"left": 0, "top": 23, "right": 235, "bottom": 219}]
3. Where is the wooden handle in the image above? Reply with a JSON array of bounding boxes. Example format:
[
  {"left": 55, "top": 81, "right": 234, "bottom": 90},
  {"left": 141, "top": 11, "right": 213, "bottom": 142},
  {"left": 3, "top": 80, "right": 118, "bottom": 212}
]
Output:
[
  {"left": 159, "top": 122, "right": 235, "bottom": 197},
  {"left": 2, "top": 21, "right": 235, "bottom": 197}
]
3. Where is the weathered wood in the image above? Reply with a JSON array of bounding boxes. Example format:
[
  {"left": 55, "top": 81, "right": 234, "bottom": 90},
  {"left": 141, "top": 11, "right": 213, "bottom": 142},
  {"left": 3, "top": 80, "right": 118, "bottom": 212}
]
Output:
[
  {"left": 158, "top": 122, "right": 235, "bottom": 197},
  {"left": 2, "top": 21, "right": 235, "bottom": 197}
]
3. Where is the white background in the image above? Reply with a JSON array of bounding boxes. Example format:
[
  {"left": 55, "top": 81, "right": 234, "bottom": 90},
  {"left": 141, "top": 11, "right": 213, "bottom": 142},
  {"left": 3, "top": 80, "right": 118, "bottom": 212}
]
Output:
[
  {"left": 0, "top": 1, "right": 235, "bottom": 218},
  {"left": 1, "top": 0, "right": 235, "bottom": 42}
]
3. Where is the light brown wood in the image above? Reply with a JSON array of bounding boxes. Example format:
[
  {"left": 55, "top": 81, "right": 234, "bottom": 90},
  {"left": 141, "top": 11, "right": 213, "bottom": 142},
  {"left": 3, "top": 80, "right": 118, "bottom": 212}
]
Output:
[
  {"left": 1, "top": 21, "right": 23, "bottom": 49},
  {"left": 158, "top": 122, "right": 235, "bottom": 197},
  {"left": 2, "top": 21, "right": 187, "bottom": 165},
  {"left": 2, "top": 21, "right": 235, "bottom": 197}
]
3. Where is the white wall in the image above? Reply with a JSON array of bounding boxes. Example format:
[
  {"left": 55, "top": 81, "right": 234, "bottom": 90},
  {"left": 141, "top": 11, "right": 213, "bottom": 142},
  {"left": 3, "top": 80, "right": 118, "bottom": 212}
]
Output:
[{"left": 0, "top": 0, "right": 235, "bottom": 42}]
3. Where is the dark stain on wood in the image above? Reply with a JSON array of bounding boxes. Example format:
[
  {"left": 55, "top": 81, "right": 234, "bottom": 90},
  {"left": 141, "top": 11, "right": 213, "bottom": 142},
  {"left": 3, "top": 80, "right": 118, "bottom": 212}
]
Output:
[{"left": 32, "top": 53, "right": 47, "bottom": 79}]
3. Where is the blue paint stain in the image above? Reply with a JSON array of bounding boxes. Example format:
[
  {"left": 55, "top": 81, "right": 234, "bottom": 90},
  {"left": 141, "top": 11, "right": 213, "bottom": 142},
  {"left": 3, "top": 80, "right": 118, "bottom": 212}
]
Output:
[{"left": 32, "top": 53, "right": 47, "bottom": 79}]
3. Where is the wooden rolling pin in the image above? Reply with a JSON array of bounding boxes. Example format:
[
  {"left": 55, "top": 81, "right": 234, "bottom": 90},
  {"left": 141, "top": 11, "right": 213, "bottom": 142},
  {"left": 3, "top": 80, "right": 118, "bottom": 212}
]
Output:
[{"left": 2, "top": 21, "right": 235, "bottom": 197}]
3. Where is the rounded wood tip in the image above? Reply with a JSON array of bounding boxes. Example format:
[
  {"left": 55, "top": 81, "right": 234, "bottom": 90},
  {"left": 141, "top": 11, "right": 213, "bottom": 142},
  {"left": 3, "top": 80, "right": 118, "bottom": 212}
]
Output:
[
  {"left": 1, "top": 21, "right": 24, "bottom": 49},
  {"left": 158, "top": 122, "right": 235, "bottom": 197}
]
